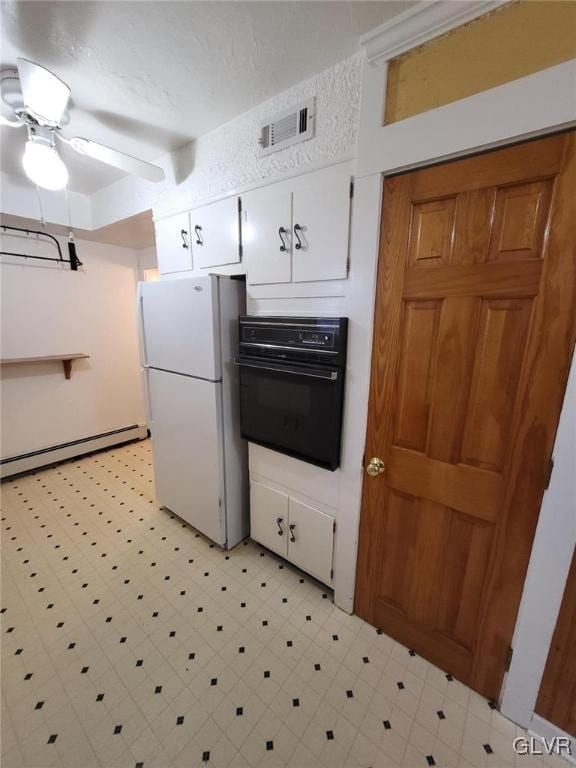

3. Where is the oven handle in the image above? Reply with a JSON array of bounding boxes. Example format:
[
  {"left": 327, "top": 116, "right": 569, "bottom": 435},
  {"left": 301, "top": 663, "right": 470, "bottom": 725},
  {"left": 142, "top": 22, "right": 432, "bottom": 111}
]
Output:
[{"left": 235, "top": 358, "right": 339, "bottom": 381}]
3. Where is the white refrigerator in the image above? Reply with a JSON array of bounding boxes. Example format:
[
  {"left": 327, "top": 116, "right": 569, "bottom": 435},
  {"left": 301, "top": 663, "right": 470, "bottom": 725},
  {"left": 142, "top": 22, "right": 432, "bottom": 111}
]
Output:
[{"left": 137, "top": 274, "right": 248, "bottom": 548}]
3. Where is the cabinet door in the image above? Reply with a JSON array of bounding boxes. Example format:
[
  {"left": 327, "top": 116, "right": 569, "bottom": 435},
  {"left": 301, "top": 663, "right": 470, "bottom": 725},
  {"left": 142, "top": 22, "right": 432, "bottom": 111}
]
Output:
[
  {"left": 292, "top": 177, "right": 350, "bottom": 282},
  {"left": 243, "top": 189, "right": 292, "bottom": 285},
  {"left": 191, "top": 196, "right": 241, "bottom": 269},
  {"left": 288, "top": 499, "right": 334, "bottom": 584},
  {"left": 250, "top": 481, "right": 288, "bottom": 557},
  {"left": 155, "top": 211, "right": 193, "bottom": 274}
]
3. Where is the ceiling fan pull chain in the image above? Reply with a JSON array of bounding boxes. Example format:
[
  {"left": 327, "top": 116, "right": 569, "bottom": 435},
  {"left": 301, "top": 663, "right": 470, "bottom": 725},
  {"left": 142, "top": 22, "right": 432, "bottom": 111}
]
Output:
[
  {"left": 64, "top": 183, "right": 74, "bottom": 240},
  {"left": 35, "top": 184, "right": 46, "bottom": 229},
  {"left": 63, "top": 183, "right": 80, "bottom": 270}
]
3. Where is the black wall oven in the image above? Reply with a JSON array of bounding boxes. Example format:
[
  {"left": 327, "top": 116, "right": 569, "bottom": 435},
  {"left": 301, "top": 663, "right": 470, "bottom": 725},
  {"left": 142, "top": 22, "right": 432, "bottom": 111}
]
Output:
[{"left": 237, "top": 316, "right": 348, "bottom": 471}]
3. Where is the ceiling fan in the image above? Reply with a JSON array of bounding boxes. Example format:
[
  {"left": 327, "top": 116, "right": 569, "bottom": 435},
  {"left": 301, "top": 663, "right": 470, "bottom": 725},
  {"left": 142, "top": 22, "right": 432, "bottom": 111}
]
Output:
[{"left": 1, "top": 58, "right": 165, "bottom": 190}]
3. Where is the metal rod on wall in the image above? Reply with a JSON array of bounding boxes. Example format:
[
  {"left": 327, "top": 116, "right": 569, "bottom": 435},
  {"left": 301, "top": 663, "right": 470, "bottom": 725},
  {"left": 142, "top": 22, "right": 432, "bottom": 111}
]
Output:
[{"left": 0, "top": 225, "right": 82, "bottom": 270}]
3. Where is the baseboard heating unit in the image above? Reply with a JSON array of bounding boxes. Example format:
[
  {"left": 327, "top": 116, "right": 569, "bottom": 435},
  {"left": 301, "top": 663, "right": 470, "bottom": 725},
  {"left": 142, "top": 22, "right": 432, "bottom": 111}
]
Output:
[{"left": 0, "top": 424, "right": 148, "bottom": 479}]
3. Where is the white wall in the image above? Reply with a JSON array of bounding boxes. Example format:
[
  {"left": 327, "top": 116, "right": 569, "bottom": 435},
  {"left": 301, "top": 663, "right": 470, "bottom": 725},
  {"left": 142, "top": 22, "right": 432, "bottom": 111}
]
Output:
[
  {"left": 136, "top": 245, "right": 158, "bottom": 281},
  {"left": 137, "top": 246, "right": 157, "bottom": 272},
  {"left": 0, "top": 233, "right": 146, "bottom": 460},
  {"left": 0, "top": 170, "right": 92, "bottom": 230}
]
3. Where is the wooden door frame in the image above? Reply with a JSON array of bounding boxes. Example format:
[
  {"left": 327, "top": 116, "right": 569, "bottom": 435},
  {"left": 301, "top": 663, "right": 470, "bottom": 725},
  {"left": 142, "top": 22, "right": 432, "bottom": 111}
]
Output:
[
  {"left": 334, "top": 57, "right": 576, "bottom": 719},
  {"left": 501, "top": 357, "right": 576, "bottom": 744},
  {"left": 355, "top": 59, "right": 576, "bottom": 181}
]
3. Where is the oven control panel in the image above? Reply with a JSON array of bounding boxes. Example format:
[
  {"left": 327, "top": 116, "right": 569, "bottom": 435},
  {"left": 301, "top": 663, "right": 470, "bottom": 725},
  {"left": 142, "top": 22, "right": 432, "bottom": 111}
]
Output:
[
  {"left": 299, "top": 331, "right": 334, "bottom": 347},
  {"left": 239, "top": 315, "right": 348, "bottom": 364}
]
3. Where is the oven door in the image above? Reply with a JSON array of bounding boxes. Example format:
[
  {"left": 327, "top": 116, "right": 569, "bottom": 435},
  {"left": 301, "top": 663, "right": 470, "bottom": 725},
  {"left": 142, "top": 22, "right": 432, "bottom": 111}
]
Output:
[{"left": 237, "top": 356, "right": 344, "bottom": 470}]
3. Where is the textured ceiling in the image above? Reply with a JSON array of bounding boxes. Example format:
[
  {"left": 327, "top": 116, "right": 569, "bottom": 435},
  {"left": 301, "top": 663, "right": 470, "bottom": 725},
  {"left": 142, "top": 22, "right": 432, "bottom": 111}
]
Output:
[{"left": 0, "top": 1, "right": 412, "bottom": 194}]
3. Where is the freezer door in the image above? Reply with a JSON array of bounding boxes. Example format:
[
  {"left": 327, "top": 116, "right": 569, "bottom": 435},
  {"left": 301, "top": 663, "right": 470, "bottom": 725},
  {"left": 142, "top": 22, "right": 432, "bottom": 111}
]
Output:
[
  {"left": 140, "top": 275, "right": 221, "bottom": 380},
  {"left": 148, "top": 367, "right": 226, "bottom": 545}
]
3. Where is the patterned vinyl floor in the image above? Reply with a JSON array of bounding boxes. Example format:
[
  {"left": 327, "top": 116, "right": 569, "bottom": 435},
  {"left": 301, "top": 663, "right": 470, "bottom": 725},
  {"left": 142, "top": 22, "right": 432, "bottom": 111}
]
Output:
[{"left": 0, "top": 440, "right": 568, "bottom": 768}]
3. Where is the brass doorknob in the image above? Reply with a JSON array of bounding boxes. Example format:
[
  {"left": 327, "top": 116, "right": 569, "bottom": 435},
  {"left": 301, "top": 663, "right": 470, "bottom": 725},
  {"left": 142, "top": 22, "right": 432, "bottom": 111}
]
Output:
[{"left": 366, "top": 457, "right": 385, "bottom": 477}]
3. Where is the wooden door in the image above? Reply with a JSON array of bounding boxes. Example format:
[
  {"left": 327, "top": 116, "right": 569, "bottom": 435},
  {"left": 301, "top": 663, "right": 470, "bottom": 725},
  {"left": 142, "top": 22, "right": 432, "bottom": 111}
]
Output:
[
  {"left": 355, "top": 132, "right": 576, "bottom": 702},
  {"left": 536, "top": 547, "right": 576, "bottom": 736},
  {"left": 292, "top": 177, "right": 350, "bottom": 283}
]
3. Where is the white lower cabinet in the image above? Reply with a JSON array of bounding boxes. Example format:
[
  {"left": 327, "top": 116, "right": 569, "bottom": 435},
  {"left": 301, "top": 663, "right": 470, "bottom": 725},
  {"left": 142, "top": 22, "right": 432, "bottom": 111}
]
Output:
[
  {"left": 250, "top": 481, "right": 335, "bottom": 585},
  {"left": 250, "top": 481, "right": 288, "bottom": 558},
  {"left": 286, "top": 498, "right": 334, "bottom": 585}
]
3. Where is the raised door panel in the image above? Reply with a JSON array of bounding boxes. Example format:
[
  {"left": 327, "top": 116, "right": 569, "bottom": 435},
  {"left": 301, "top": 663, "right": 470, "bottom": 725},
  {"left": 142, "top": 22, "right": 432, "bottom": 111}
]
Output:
[
  {"left": 394, "top": 300, "right": 441, "bottom": 452},
  {"left": 489, "top": 180, "right": 553, "bottom": 262},
  {"left": 191, "top": 196, "right": 241, "bottom": 269},
  {"left": 155, "top": 212, "right": 193, "bottom": 274},
  {"left": 376, "top": 490, "right": 419, "bottom": 614},
  {"left": 292, "top": 177, "right": 350, "bottom": 283},
  {"left": 407, "top": 197, "right": 456, "bottom": 267},
  {"left": 460, "top": 298, "right": 532, "bottom": 471},
  {"left": 250, "top": 481, "right": 288, "bottom": 558},
  {"left": 243, "top": 189, "right": 292, "bottom": 285},
  {"left": 436, "top": 512, "right": 493, "bottom": 651},
  {"left": 287, "top": 499, "right": 334, "bottom": 585}
]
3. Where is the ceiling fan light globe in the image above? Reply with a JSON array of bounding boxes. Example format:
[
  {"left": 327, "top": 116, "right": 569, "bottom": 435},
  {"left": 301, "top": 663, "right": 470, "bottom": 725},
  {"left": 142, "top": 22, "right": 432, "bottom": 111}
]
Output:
[{"left": 22, "top": 140, "right": 68, "bottom": 191}]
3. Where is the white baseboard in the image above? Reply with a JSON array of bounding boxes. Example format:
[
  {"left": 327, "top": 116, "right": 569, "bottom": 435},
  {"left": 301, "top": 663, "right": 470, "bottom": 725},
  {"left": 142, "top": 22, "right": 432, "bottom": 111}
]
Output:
[
  {"left": 0, "top": 424, "right": 148, "bottom": 478},
  {"left": 528, "top": 714, "right": 576, "bottom": 765}
]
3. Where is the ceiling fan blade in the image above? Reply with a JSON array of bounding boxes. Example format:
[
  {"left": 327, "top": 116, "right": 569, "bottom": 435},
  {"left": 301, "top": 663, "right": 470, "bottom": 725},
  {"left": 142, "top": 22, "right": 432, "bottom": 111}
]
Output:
[
  {"left": 17, "top": 58, "right": 70, "bottom": 127},
  {"left": 0, "top": 113, "right": 23, "bottom": 127},
  {"left": 61, "top": 135, "right": 165, "bottom": 183}
]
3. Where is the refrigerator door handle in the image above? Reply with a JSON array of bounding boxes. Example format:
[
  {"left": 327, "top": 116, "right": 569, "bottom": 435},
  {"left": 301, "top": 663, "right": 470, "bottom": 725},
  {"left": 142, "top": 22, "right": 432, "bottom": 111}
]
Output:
[
  {"left": 137, "top": 287, "right": 153, "bottom": 428},
  {"left": 136, "top": 289, "right": 149, "bottom": 368},
  {"left": 143, "top": 366, "right": 153, "bottom": 424}
]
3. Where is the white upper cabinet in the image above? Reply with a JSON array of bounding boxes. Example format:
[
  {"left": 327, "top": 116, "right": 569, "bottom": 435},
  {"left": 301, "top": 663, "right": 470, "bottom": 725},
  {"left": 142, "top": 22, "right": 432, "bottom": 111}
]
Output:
[
  {"left": 154, "top": 168, "right": 351, "bottom": 281},
  {"left": 155, "top": 211, "right": 193, "bottom": 274},
  {"left": 243, "top": 172, "right": 351, "bottom": 286},
  {"left": 242, "top": 189, "right": 293, "bottom": 285},
  {"left": 292, "top": 177, "right": 350, "bottom": 283},
  {"left": 191, "top": 196, "right": 241, "bottom": 270}
]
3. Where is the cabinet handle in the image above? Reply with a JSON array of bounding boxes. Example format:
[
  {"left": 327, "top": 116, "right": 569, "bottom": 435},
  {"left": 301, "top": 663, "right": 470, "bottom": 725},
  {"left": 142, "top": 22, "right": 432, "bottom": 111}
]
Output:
[
  {"left": 289, "top": 523, "right": 296, "bottom": 543},
  {"left": 293, "top": 223, "right": 304, "bottom": 250},
  {"left": 278, "top": 226, "right": 288, "bottom": 252},
  {"left": 195, "top": 225, "right": 204, "bottom": 246},
  {"left": 277, "top": 517, "right": 284, "bottom": 536},
  {"left": 181, "top": 229, "right": 189, "bottom": 249}
]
